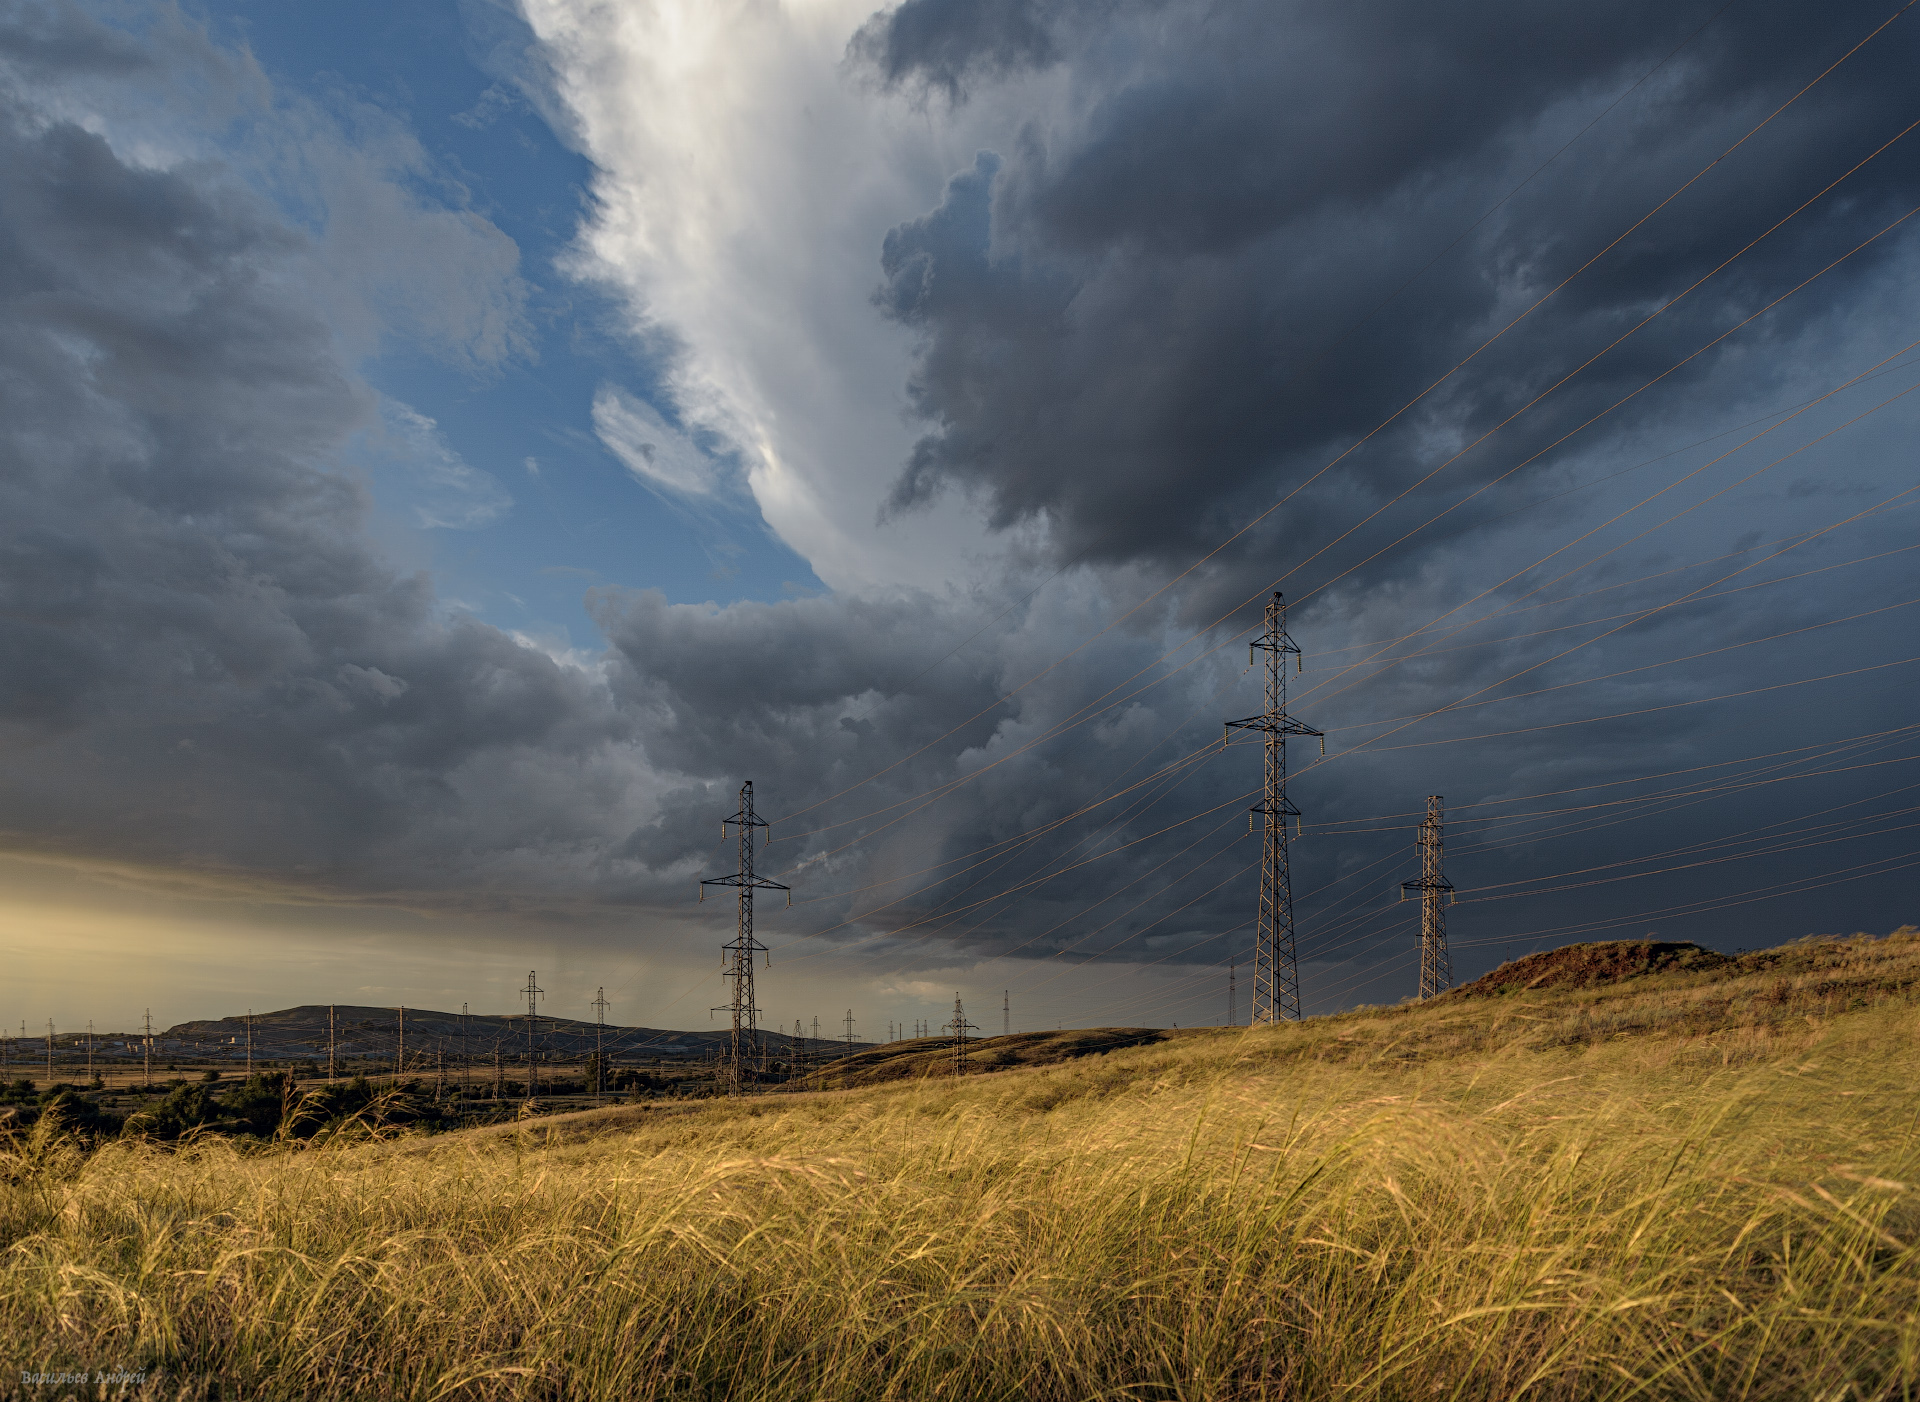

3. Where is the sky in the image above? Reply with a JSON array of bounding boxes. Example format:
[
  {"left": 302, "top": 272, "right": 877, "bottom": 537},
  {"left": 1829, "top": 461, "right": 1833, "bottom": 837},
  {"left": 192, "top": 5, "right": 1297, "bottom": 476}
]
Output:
[{"left": 1, "top": 0, "right": 1917, "bottom": 1040}]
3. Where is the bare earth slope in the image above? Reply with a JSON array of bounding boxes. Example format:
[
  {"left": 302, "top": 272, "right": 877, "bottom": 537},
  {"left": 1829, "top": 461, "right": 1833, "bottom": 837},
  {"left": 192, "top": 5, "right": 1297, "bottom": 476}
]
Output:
[
  {"left": 1444, "top": 938, "right": 1733, "bottom": 996},
  {"left": 793, "top": 1026, "right": 1189, "bottom": 1089}
]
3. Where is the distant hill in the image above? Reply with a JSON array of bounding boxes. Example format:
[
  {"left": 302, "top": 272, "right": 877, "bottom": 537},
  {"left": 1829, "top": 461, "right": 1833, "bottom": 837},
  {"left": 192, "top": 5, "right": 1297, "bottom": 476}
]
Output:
[{"left": 163, "top": 1005, "right": 869, "bottom": 1061}]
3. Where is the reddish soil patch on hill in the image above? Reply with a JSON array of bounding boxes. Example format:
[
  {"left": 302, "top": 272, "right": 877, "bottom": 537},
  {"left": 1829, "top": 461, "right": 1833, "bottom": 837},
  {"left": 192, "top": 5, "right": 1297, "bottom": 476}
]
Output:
[{"left": 1447, "top": 939, "right": 1732, "bottom": 998}]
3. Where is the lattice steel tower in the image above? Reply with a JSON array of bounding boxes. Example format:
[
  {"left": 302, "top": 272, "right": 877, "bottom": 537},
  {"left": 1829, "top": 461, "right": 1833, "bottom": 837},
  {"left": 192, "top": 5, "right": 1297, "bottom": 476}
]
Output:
[
  {"left": 1401, "top": 795, "right": 1455, "bottom": 999},
  {"left": 700, "top": 781, "right": 788, "bottom": 1095},
  {"left": 1225, "top": 592, "right": 1323, "bottom": 1023},
  {"left": 944, "top": 993, "right": 977, "bottom": 1075},
  {"left": 522, "top": 972, "right": 542, "bottom": 1098}
]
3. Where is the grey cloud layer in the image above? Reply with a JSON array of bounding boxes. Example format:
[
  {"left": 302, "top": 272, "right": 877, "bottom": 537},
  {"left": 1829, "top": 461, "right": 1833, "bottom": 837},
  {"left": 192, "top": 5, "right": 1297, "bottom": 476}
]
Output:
[
  {"left": 861, "top": 0, "right": 1920, "bottom": 584},
  {"left": 0, "top": 0, "right": 1914, "bottom": 1012},
  {"left": 0, "top": 9, "right": 623, "bottom": 899}
]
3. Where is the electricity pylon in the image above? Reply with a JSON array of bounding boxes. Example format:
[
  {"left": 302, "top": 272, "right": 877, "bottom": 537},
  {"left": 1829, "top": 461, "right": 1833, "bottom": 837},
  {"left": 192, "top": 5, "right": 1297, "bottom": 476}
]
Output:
[
  {"left": 944, "top": 993, "right": 977, "bottom": 1075},
  {"left": 701, "top": 781, "right": 789, "bottom": 1095},
  {"left": 1225, "top": 592, "right": 1323, "bottom": 1023},
  {"left": 522, "top": 972, "right": 543, "bottom": 1098},
  {"left": 1401, "top": 795, "right": 1455, "bottom": 999},
  {"left": 591, "top": 987, "right": 609, "bottom": 1096}
]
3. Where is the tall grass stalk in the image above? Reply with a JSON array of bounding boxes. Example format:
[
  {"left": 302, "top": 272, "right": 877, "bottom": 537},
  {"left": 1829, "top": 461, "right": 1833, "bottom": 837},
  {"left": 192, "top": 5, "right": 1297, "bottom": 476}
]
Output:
[{"left": 4, "top": 991, "right": 1918, "bottom": 1398}]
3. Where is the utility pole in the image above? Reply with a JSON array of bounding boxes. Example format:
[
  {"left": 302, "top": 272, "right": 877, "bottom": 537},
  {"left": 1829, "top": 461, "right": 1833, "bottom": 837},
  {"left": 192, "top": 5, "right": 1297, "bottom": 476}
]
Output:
[
  {"left": 1402, "top": 795, "right": 1455, "bottom": 999},
  {"left": 591, "top": 987, "right": 609, "bottom": 1097},
  {"left": 1228, "top": 962, "right": 1237, "bottom": 1027},
  {"left": 944, "top": 994, "right": 977, "bottom": 1075},
  {"left": 699, "top": 781, "right": 788, "bottom": 1095},
  {"left": 1224, "top": 592, "right": 1323, "bottom": 1024},
  {"left": 327, "top": 1006, "right": 336, "bottom": 1081},
  {"left": 842, "top": 1009, "right": 856, "bottom": 1051},
  {"left": 523, "top": 972, "right": 543, "bottom": 1099},
  {"left": 1003, "top": 990, "right": 1010, "bottom": 1038},
  {"left": 142, "top": 1010, "right": 153, "bottom": 1089}
]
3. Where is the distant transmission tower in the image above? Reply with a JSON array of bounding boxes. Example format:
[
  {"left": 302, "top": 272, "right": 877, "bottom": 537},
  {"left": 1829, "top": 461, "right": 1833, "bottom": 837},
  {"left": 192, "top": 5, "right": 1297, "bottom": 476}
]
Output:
[
  {"left": 1002, "top": 989, "right": 1010, "bottom": 1038},
  {"left": 246, "top": 1008, "right": 254, "bottom": 1077},
  {"left": 1401, "top": 795, "right": 1455, "bottom": 999},
  {"left": 944, "top": 994, "right": 977, "bottom": 1075},
  {"left": 86, "top": 1019, "right": 94, "bottom": 1084},
  {"left": 1224, "top": 592, "right": 1323, "bottom": 1023},
  {"left": 700, "top": 780, "right": 789, "bottom": 1095},
  {"left": 842, "top": 1009, "right": 856, "bottom": 1050},
  {"left": 328, "top": 1005, "right": 337, "bottom": 1081},
  {"left": 142, "top": 1009, "right": 154, "bottom": 1088},
  {"left": 591, "top": 986, "right": 609, "bottom": 1097},
  {"left": 522, "top": 971, "right": 543, "bottom": 1098},
  {"left": 1228, "top": 962, "right": 1237, "bottom": 1026}
]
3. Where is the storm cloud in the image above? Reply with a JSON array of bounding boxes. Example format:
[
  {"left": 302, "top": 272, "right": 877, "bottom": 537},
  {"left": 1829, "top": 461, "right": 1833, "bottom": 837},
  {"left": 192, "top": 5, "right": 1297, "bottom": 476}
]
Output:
[{"left": 2, "top": 0, "right": 1917, "bottom": 1027}]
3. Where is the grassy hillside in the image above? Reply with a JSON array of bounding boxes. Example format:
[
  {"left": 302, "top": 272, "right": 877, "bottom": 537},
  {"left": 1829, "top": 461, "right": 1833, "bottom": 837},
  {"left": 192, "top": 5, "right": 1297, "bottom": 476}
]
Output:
[{"left": 5, "top": 930, "right": 1920, "bottom": 1400}]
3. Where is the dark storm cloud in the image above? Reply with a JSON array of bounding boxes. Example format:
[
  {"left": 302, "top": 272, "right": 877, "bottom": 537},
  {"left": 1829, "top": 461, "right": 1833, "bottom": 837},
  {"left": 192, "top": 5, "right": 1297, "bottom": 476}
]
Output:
[
  {"left": 0, "top": 6, "right": 632, "bottom": 901},
  {"left": 1, "top": 0, "right": 1913, "bottom": 1018},
  {"left": 830, "top": 0, "right": 1920, "bottom": 1001},
  {"left": 0, "top": 5, "right": 1166, "bottom": 936},
  {"left": 847, "top": 0, "right": 1074, "bottom": 103},
  {"left": 859, "top": 0, "right": 1920, "bottom": 586}
]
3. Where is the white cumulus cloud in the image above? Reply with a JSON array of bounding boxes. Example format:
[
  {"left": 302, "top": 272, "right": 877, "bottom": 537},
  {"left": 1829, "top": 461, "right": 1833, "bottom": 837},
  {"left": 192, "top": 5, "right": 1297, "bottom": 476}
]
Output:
[{"left": 592, "top": 384, "right": 718, "bottom": 497}]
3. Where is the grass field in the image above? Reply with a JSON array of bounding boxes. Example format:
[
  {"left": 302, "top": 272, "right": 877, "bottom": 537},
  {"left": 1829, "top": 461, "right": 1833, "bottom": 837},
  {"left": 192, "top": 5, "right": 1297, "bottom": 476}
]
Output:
[{"left": 5, "top": 932, "right": 1920, "bottom": 1400}]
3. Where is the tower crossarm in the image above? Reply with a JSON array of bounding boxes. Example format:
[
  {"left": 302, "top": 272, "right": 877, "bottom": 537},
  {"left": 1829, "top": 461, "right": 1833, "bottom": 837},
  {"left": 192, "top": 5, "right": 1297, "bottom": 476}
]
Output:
[{"left": 1224, "top": 713, "right": 1324, "bottom": 741}]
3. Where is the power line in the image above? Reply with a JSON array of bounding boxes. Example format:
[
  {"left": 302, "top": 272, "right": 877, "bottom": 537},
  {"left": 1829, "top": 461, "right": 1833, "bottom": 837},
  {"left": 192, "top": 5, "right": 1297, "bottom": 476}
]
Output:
[
  {"left": 765, "top": 6, "right": 1909, "bottom": 844},
  {"left": 572, "top": 122, "right": 1920, "bottom": 1050}
]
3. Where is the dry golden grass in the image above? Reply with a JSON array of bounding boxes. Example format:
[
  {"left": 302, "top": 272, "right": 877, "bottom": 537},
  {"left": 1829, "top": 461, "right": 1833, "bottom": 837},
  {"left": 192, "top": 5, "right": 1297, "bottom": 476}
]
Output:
[{"left": 5, "top": 932, "right": 1920, "bottom": 1400}]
